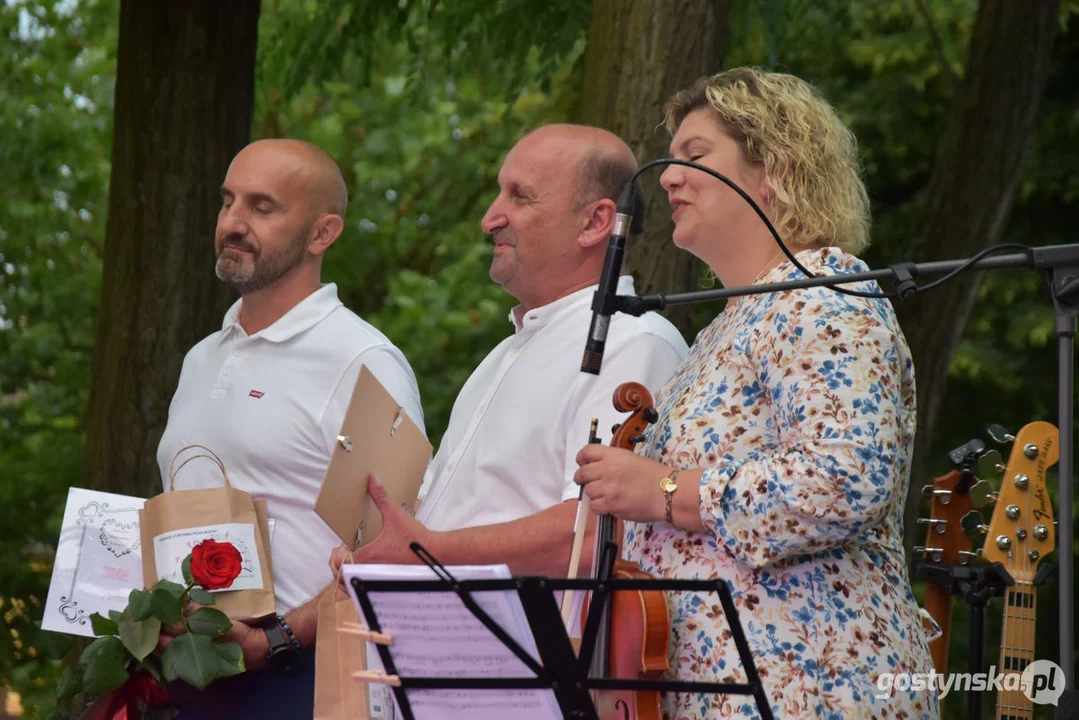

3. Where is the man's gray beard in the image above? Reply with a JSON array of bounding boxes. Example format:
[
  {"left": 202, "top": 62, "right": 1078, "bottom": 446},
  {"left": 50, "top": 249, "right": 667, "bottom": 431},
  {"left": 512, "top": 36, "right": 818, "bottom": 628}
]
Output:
[{"left": 215, "top": 229, "right": 309, "bottom": 295}]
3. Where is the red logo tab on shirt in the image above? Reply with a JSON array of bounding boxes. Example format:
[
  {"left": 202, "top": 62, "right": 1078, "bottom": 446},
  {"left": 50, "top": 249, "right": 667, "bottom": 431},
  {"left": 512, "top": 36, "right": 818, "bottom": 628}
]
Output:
[{"left": 248, "top": 390, "right": 265, "bottom": 399}]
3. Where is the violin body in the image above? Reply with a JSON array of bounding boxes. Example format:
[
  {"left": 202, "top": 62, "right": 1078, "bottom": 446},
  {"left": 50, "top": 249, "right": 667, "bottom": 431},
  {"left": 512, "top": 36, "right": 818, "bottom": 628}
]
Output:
[
  {"left": 585, "top": 559, "right": 671, "bottom": 720},
  {"left": 582, "top": 382, "right": 672, "bottom": 720}
]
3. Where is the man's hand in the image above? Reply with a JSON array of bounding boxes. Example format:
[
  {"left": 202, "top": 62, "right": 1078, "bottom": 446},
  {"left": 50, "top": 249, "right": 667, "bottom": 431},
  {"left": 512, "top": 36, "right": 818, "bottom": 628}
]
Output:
[
  {"left": 224, "top": 617, "right": 270, "bottom": 671},
  {"left": 348, "top": 474, "right": 435, "bottom": 565}
]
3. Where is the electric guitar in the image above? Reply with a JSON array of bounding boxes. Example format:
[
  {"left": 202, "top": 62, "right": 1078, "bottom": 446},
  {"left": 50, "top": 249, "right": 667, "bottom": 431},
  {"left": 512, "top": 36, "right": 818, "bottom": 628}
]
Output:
[
  {"left": 915, "top": 438, "right": 991, "bottom": 673},
  {"left": 981, "top": 422, "right": 1058, "bottom": 720}
]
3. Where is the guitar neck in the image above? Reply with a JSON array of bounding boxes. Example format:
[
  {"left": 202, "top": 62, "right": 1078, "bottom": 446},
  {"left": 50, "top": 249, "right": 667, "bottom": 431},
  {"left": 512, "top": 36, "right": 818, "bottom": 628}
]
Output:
[
  {"left": 923, "top": 583, "right": 953, "bottom": 673},
  {"left": 996, "top": 580, "right": 1037, "bottom": 720}
]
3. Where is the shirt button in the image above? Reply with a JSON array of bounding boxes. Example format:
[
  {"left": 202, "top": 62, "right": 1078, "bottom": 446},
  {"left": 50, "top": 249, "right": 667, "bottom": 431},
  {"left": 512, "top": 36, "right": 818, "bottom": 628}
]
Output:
[
  {"left": 446, "top": 463, "right": 455, "bottom": 472},
  {"left": 477, "top": 404, "right": 486, "bottom": 414}
]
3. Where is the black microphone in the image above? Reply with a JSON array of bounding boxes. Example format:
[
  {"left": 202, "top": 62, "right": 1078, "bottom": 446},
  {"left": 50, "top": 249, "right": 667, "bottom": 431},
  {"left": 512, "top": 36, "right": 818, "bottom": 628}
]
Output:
[{"left": 581, "top": 182, "right": 640, "bottom": 375}]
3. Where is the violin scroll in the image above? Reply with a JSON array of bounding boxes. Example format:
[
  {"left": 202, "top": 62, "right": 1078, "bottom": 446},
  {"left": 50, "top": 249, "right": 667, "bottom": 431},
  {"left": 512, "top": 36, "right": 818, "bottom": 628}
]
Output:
[{"left": 610, "top": 382, "right": 658, "bottom": 451}]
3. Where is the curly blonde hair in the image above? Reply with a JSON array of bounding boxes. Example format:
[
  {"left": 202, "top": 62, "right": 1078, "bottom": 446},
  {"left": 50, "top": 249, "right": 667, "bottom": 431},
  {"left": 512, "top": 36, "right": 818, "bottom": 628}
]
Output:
[{"left": 664, "top": 68, "right": 870, "bottom": 254}]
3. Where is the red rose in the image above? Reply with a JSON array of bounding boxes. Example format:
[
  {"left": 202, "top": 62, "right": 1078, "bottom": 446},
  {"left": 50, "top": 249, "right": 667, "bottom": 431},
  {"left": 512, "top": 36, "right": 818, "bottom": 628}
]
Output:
[{"left": 190, "top": 539, "right": 242, "bottom": 590}]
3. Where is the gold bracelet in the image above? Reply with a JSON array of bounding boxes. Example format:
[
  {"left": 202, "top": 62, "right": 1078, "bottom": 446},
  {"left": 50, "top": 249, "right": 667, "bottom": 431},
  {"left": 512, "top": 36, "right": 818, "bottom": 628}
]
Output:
[{"left": 660, "top": 470, "right": 680, "bottom": 524}]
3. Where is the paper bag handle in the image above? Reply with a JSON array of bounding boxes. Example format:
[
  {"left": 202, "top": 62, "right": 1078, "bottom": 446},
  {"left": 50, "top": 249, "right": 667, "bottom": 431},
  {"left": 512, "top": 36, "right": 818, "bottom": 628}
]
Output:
[{"left": 169, "top": 444, "right": 231, "bottom": 491}]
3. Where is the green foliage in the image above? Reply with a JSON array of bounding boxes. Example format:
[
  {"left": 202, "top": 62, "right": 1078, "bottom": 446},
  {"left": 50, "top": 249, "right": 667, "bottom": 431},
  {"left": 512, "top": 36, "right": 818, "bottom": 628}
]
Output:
[
  {"left": 160, "top": 634, "right": 243, "bottom": 691},
  {"left": 255, "top": 0, "right": 588, "bottom": 442},
  {"left": 185, "top": 608, "right": 231, "bottom": 639},
  {"left": 57, "top": 566, "right": 240, "bottom": 711},
  {"left": 0, "top": 0, "right": 116, "bottom": 714}
]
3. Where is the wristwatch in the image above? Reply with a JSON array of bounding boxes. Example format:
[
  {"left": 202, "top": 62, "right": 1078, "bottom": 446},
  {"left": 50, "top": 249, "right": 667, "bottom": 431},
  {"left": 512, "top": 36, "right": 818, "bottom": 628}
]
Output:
[
  {"left": 660, "top": 470, "right": 680, "bottom": 524},
  {"left": 264, "top": 614, "right": 301, "bottom": 673}
]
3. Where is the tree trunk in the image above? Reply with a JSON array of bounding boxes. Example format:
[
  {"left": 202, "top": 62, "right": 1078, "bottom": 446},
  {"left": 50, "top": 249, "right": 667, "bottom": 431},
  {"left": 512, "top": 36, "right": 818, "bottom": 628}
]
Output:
[
  {"left": 83, "top": 0, "right": 261, "bottom": 499},
  {"left": 575, "top": 0, "right": 732, "bottom": 335},
  {"left": 899, "top": 0, "right": 1059, "bottom": 558}
]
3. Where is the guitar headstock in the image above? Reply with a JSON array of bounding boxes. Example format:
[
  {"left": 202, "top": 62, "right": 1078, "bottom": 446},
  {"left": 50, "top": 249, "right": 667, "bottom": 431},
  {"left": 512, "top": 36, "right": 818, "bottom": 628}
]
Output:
[
  {"left": 980, "top": 421, "right": 1058, "bottom": 581},
  {"left": 916, "top": 438, "right": 991, "bottom": 566}
]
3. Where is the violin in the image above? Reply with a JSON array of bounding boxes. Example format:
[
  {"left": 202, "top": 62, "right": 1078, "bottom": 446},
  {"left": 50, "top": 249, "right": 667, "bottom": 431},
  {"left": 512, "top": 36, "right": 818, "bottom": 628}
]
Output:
[{"left": 563, "top": 382, "right": 671, "bottom": 720}]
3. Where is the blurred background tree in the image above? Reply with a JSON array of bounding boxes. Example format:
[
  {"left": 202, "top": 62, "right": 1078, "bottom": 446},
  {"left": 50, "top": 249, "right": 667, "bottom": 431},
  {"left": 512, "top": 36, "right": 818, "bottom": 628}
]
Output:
[{"left": 1, "top": 0, "right": 1076, "bottom": 717}]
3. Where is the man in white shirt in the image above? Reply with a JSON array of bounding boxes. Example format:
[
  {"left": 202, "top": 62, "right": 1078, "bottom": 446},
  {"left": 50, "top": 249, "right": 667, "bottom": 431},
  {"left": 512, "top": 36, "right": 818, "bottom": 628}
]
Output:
[
  {"left": 156, "top": 139, "right": 425, "bottom": 717},
  {"left": 338, "top": 125, "right": 687, "bottom": 577}
]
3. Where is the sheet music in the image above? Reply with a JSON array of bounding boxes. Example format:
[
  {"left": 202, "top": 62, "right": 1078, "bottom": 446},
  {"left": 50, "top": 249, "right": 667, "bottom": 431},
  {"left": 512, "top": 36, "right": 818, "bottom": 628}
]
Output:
[{"left": 342, "top": 564, "right": 562, "bottom": 720}]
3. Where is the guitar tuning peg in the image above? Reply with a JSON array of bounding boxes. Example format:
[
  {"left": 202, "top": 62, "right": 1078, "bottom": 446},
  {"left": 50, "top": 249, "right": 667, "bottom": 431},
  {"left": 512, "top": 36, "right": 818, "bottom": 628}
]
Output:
[
  {"left": 948, "top": 438, "right": 986, "bottom": 467},
  {"left": 961, "top": 510, "right": 988, "bottom": 538},
  {"left": 976, "top": 450, "right": 1005, "bottom": 478},
  {"left": 968, "top": 480, "right": 996, "bottom": 509},
  {"left": 921, "top": 485, "right": 952, "bottom": 500},
  {"left": 987, "top": 424, "right": 1015, "bottom": 444},
  {"left": 957, "top": 549, "right": 982, "bottom": 565},
  {"left": 917, "top": 517, "right": 948, "bottom": 534},
  {"left": 914, "top": 546, "right": 944, "bottom": 562}
]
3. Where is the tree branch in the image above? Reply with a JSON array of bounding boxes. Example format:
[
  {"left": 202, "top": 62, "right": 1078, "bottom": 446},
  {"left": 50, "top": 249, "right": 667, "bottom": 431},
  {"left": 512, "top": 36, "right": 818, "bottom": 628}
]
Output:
[{"left": 914, "top": 0, "right": 961, "bottom": 90}]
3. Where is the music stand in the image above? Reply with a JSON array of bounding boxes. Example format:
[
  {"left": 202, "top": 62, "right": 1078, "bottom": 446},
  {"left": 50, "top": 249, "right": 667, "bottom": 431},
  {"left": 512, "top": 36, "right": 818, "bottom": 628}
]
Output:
[{"left": 344, "top": 543, "right": 774, "bottom": 720}]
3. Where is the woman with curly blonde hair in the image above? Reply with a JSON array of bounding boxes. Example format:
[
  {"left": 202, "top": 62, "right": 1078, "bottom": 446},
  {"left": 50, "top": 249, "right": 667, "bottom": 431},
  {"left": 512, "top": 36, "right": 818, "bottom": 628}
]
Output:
[{"left": 574, "top": 68, "right": 937, "bottom": 719}]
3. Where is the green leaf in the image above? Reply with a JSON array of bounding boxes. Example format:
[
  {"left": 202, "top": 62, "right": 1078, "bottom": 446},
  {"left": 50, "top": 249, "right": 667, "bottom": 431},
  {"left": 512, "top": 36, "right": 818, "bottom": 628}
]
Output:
[
  {"left": 188, "top": 587, "right": 216, "bottom": 606},
  {"left": 186, "top": 607, "right": 231, "bottom": 638},
  {"left": 152, "top": 579, "right": 187, "bottom": 599},
  {"left": 182, "top": 554, "right": 194, "bottom": 585},
  {"left": 129, "top": 588, "right": 154, "bottom": 621},
  {"left": 213, "top": 641, "right": 245, "bottom": 675},
  {"left": 90, "top": 612, "right": 119, "bottom": 637},
  {"left": 151, "top": 587, "right": 183, "bottom": 625},
  {"left": 108, "top": 610, "right": 124, "bottom": 623},
  {"left": 161, "top": 634, "right": 243, "bottom": 690},
  {"left": 55, "top": 663, "right": 83, "bottom": 698},
  {"left": 79, "top": 636, "right": 130, "bottom": 694},
  {"left": 119, "top": 609, "right": 162, "bottom": 660}
]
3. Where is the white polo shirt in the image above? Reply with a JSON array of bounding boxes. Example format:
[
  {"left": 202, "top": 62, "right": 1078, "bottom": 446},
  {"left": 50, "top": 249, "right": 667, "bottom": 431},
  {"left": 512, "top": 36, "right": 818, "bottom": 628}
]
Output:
[
  {"left": 416, "top": 276, "right": 687, "bottom": 531},
  {"left": 156, "top": 283, "right": 425, "bottom": 614}
]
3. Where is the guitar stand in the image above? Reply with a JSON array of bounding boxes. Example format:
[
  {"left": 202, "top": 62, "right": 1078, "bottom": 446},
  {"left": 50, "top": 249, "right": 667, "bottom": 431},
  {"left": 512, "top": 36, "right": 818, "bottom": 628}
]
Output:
[
  {"left": 918, "top": 561, "right": 1015, "bottom": 720},
  {"left": 345, "top": 542, "right": 775, "bottom": 720}
]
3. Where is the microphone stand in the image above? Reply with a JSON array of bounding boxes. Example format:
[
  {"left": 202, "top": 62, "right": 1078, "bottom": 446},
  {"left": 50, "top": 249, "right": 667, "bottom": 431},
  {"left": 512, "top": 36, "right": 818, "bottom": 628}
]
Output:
[{"left": 611, "top": 242, "right": 1079, "bottom": 717}]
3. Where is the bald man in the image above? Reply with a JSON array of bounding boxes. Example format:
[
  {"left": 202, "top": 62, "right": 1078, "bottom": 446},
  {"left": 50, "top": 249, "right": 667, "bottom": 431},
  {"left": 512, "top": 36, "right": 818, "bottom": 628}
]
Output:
[
  {"left": 336, "top": 124, "right": 687, "bottom": 578},
  {"left": 157, "top": 139, "right": 425, "bottom": 717}
]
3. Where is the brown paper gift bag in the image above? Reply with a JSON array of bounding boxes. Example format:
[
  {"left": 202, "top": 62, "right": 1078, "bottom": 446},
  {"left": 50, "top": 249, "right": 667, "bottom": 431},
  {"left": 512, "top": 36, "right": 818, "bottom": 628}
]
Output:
[
  {"left": 139, "top": 445, "right": 276, "bottom": 622},
  {"left": 314, "top": 559, "right": 377, "bottom": 720}
]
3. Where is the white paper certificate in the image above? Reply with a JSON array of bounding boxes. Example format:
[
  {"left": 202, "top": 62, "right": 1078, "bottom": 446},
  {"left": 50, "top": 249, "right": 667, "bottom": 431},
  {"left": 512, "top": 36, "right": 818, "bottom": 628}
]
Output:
[
  {"left": 152, "top": 522, "right": 264, "bottom": 592},
  {"left": 42, "top": 488, "right": 146, "bottom": 638}
]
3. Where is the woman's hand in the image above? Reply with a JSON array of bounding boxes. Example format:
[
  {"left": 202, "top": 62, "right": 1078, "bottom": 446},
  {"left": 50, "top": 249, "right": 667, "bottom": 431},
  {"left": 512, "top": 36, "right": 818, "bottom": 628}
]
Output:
[{"left": 573, "top": 444, "right": 672, "bottom": 522}]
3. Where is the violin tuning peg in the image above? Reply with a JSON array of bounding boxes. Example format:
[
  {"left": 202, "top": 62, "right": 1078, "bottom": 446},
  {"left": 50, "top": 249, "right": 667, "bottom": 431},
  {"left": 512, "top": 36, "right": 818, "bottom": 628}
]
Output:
[
  {"left": 611, "top": 423, "right": 621, "bottom": 435},
  {"left": 627, "top": 433, "right": 647, "bottom": 446},
  {"left": 987, "top": 424, "right": 1015, "bottom": 445},
  {"left": 642, "top": 407, "right": 659, "bottom": 423}
]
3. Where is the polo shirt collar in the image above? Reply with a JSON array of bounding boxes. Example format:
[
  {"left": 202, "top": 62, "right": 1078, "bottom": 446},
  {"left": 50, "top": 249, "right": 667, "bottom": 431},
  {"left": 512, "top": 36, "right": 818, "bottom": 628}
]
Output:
[
  {"left": 221, "top": 283, "right": 343, "bottom": 342},
  {"left": 509, "top": 275, "right": 636, "bottom": 332}
]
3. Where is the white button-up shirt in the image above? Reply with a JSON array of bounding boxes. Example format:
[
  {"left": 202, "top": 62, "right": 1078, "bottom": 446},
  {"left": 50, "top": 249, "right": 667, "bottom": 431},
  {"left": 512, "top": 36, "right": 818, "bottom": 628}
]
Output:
[
  {"left": 417, "top": 277, "right": 687, "bottom": 531},
  {"left": 157, "top": 284, "right": 425, "bottom": 613}
]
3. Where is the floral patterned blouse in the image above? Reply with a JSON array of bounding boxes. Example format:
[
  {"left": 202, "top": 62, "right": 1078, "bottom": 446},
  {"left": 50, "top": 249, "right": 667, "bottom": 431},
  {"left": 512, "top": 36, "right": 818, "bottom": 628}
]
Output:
[{"left": 624, "top": 248, "right": 938, "bottom": 719}]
